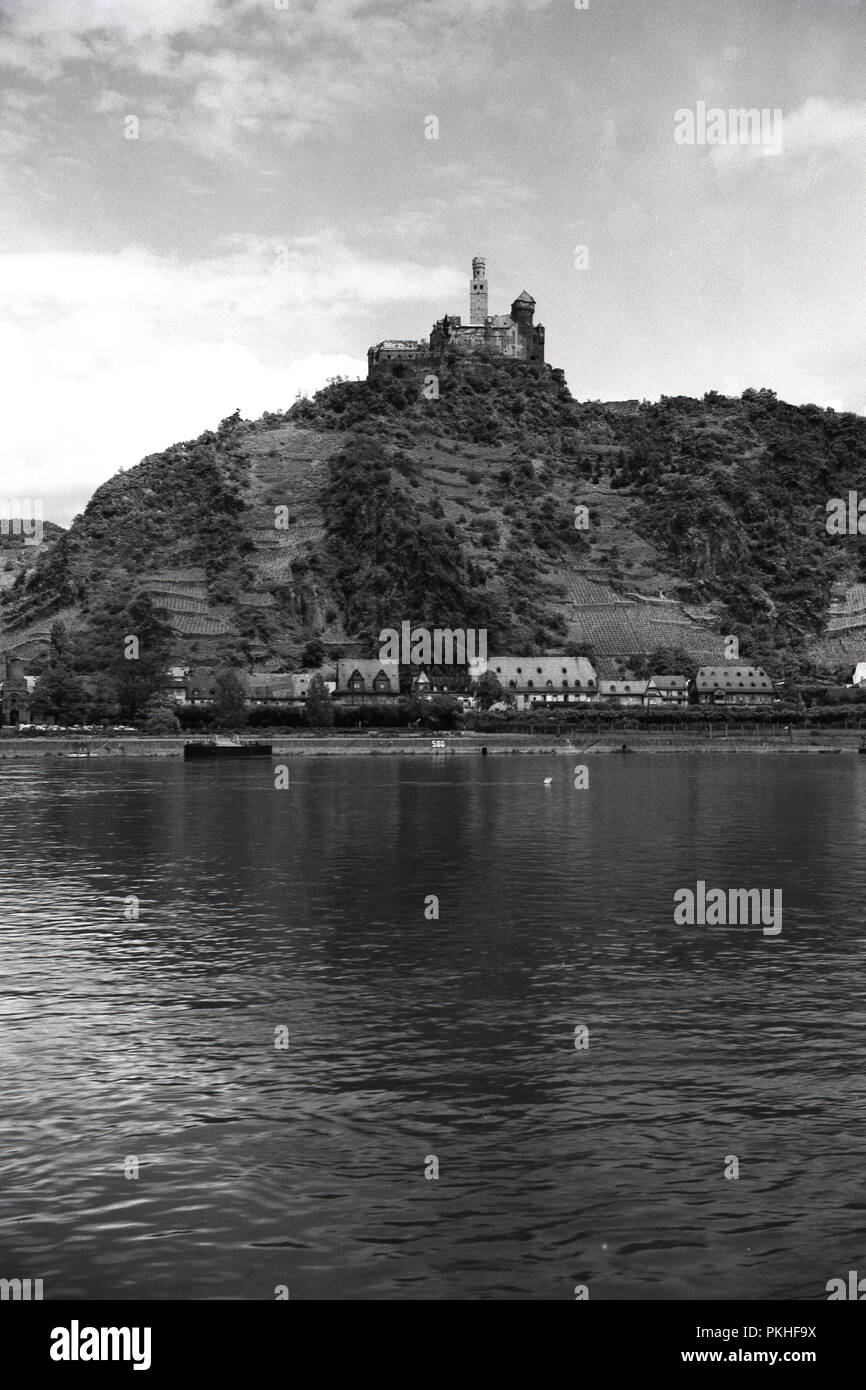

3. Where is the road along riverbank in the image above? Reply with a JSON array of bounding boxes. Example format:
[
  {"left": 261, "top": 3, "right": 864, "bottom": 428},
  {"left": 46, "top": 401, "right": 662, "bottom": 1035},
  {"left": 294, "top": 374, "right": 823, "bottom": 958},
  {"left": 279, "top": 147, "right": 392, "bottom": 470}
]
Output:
[{"left": 1, "top": 731, "right": 865, "bottom": 757}]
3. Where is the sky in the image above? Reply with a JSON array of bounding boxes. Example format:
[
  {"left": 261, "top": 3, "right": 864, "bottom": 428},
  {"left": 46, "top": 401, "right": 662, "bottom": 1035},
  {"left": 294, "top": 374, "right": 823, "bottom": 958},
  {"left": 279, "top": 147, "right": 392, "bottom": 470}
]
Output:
[{"left": 1, "top": 0, "right": 864, "bottom": 526}]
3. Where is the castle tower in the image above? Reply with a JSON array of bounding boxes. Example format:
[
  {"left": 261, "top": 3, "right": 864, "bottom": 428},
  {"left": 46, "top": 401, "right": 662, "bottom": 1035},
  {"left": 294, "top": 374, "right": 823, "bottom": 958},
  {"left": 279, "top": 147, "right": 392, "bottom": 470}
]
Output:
[
  {"left": 470, "top": 256, "right": 488, "bottom": 325},
  {"left": 511, "top": 290, "right": 541, "bottom": 361}
]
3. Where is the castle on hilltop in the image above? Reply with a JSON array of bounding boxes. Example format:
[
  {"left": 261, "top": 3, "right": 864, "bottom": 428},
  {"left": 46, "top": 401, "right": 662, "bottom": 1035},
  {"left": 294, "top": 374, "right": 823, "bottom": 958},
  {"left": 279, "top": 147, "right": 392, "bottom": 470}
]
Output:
[{"left": 367, "top": 256, "right": 546, "bottom": 376}]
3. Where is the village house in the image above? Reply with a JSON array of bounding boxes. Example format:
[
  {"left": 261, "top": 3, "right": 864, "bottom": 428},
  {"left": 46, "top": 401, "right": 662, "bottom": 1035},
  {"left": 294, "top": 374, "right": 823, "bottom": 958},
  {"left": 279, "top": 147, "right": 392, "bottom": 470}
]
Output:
[
  {"left": 477, "top": 656, "right": 598, "bottom": 711},
  {"left": 851, "top": 661, "right": 866, "bottom": 687},
  {"left": 245, "top": 670, "right": 336, "bottom": 706},
  {"left": 160, "top": 666, "right": 191, "bottom": 704},
  {"left": 185, "top": 667, "right": 219, "bottom": 705},
  {"left": 159, "top": 665, "right": 339, "bottom": 708},
  {"left": 692, "top": 666, "right": 775, "bottom": 706},
  {"left": 645, "top": 674, "right": 689, "bottom": 706},
  {"left": 409, "top": 668, "right": 477, "bottom": 712},
  {"left": 411, "top": 666, "right": 471, "bottom": 695},
  {"left": 336, "top": 658, "right": 401, "bottom": 705},
  {"left": 599, "top": 679, "right": 649, "bottom": 707}
]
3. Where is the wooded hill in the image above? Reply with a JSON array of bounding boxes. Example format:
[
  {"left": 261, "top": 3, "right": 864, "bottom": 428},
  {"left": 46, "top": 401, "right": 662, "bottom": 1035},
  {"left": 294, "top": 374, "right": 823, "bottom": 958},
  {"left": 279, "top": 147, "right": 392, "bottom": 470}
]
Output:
[{"left": 3, "top": 360, "right": 865, "bottom": 680}]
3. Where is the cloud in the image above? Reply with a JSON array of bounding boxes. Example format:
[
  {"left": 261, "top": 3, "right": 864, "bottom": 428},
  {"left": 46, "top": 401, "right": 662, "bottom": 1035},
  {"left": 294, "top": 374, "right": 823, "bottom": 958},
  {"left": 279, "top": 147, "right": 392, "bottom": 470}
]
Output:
[
  {"left": 706, "top": 96, "right": 866, "bottom": 174},
  {"left": 0, "top": 236, "right": 460, "bottom": 524},
  {"left": 782, "top": 96, "right": 866, "bottom": 153},
  {"left": 0, "top": 0, "right": 557, "bottom": 161}
]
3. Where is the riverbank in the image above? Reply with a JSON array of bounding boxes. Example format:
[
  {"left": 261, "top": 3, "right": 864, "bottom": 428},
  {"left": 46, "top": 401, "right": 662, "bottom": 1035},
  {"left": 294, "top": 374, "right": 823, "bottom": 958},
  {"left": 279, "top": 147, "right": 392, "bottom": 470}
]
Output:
[{"left": 1, "top": 731, "right": 865, "bottom": 757}]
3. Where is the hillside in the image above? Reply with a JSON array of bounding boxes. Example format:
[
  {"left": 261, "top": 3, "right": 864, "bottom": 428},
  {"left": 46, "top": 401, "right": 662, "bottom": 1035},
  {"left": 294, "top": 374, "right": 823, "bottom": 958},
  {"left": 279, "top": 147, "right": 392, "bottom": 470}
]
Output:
[{"left": 2, "top": 362, "right": 865, "bottom": 678}]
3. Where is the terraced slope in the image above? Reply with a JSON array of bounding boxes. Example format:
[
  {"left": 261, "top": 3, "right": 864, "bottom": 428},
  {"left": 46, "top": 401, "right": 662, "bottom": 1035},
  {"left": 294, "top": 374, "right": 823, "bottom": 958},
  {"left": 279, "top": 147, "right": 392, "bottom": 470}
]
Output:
[{"left": 2, "top": 369, "right": 865, "bottom": 678}]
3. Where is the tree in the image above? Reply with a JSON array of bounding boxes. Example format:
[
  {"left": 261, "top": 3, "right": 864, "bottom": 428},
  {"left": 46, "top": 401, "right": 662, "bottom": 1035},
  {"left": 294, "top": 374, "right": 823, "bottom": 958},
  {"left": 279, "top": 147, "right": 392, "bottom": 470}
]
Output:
[
  {"left": 473, "top": 670, "right": 503, "bottom": 709},
  {"left": 631, "top": 646, "right": 692, "bottom": 678},
  {"left": 78, "top": 594, "right": 174, "bottom": 719},
  {"left": 32, "top": 666, "right": 88, "bottom": 725},
  {"left": 429, "top": 694, "right": 460, "bottom": 729},
  {"left": 564, "top": 641, "right": 597, "bottom": 662},
  {"left": 301, "top": 638, "right": 326, "bottom": 668},
  {"left": 31, "top": 620, "right": 89, "bottom": 724},
  {"left": 144, "top": 703, "right": 181, "bottom": 735},
  {"left": 212, "top": 669, "right": 248, "bottom": 728},
  {"left": 305, "top": 673, "right": 335, "bottom": 727}
]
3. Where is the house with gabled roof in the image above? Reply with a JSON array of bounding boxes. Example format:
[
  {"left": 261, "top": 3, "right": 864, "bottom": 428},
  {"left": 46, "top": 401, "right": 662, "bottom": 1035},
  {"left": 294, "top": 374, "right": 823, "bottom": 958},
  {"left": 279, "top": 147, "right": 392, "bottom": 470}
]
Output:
[
  {"left": 692, "top": 665, "right": 774, "bottom": 705},
  {"left": 599, "top": 679, "right": 648, "bottom": 707},
  {"left": 336, "top": 658, "right": 400, "bottom": 704},
  {"left": 480, "top": 656, "right": 598, "bottom": 710},
  {"left": 160, "top": 665, "right": 190, "bottom": 705},
  {"left": 645, "top": 674, "right": 689, "bottom": 706},
  {"left": 245, "top": 670, "right": 336, "bottom": 706}
]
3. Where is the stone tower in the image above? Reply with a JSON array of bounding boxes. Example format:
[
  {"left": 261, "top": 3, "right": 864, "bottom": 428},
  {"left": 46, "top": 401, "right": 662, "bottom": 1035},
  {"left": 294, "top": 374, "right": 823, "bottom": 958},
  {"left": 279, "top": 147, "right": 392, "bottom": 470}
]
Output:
[
  {"left": 511, "top": 290, "right": 540, "bottom": 360},
  {"left": 1, "top": 655, "right": 31, "bottom": 727},
  {"left": 469, "top": 255, "right": 488, "bottom": 325}
]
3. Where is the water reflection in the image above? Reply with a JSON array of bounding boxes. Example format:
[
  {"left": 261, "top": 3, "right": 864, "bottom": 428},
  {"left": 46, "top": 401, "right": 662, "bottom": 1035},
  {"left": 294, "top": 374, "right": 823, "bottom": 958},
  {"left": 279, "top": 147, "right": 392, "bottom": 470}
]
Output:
[{"left": 0, "top": 755, "right": 864, "bottom": 1298}]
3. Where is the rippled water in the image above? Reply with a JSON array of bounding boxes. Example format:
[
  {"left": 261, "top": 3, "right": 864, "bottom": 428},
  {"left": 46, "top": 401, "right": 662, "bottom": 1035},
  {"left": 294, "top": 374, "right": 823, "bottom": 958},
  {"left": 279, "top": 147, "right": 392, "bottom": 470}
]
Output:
[{"left": 0, "top": 754, "right": 864, "bottom": 1300}]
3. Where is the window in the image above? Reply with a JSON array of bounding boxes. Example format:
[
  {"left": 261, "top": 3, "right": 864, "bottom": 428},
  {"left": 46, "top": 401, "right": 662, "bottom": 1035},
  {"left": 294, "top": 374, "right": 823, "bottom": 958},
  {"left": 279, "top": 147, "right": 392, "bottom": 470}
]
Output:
[
  {"left": 562, "top": 680, "right": 569, "bottom": 688},
  {"left": 527, "top": 680, "right": 534, "bottom": 688},
  {"left": 349, "top": 671, "right": 365, "bottom": 692}
]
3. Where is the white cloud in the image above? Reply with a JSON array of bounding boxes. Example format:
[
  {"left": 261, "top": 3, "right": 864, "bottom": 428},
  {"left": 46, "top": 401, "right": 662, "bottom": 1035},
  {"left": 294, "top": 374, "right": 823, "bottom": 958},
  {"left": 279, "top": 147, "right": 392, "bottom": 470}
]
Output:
[
  {"left": 0, "top": 0, "right": 557, "bottom": 161},
  {"left": 707, "top": 97, "right": 866, "bottom": 174},
  {"left": 782, "top": 96, "right": 866, "bottom": 153},
  {"left": 0, "top": 237, "right": 457, "bottom": 524}
]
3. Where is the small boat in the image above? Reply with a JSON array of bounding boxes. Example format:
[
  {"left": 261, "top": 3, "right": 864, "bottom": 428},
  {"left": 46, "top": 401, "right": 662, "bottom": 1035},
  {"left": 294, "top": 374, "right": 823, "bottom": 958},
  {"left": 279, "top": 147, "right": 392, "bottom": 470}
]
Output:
[{"left": 184, "top": 736, "right": 273, "bottom": 759}]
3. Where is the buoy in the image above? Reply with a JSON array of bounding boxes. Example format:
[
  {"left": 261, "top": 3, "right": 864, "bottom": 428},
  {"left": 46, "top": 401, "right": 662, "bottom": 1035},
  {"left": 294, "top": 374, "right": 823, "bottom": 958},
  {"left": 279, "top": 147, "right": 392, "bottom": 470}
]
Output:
[{"left": 543, "top": 777, "right": 553, "bottom": 784}]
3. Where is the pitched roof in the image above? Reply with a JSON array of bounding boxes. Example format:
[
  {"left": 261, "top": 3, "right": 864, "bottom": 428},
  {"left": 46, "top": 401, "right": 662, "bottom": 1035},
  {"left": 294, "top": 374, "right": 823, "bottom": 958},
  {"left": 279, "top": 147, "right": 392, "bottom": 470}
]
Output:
[
  {"left": 599, "top": 680, "right": 649, "bottom": 695},
  {"left": 246, "top": 674, "right": 298, "bottom": 699},
  {"left": 336, "top": 659, "right": 400, "bottom": 692},
  {"left": 695, "top": 666, "right": 772, "bottom": 691},
  {"left": 648, "top": 674, "right": 688, "bottom": 689},
  {"left": 512, "top": 290, "right": 535, "bottom": 304},
  {"left": 486, "top": 656, "right": 597, "bottom": 687}
]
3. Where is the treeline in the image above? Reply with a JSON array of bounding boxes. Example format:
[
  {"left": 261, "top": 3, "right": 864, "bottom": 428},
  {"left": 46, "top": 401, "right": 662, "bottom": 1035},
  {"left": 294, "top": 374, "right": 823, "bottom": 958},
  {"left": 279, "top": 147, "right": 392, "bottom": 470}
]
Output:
[
  {"left": 606, "top": 390, "right": 866, "bottom": 655},
  {"left": 321, "top": 434, "right": 498, "bottom": 641}
]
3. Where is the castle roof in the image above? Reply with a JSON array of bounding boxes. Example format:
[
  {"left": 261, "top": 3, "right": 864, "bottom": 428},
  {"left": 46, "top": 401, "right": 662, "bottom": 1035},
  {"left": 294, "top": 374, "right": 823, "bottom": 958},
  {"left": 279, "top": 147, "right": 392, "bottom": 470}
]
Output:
[{"left": 512, "top": 290, "right": 535, "bottom": 304}]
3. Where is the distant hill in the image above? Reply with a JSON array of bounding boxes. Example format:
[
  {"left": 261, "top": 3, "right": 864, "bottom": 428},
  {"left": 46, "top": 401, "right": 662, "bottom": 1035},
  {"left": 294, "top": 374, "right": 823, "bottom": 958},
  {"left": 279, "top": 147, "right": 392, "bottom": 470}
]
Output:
[
  {"left": 2, "top": 361, "right": 865, "bottom": 677},
  {"left": 0, "top": 519, "right": 65, "bottom": 643}
]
